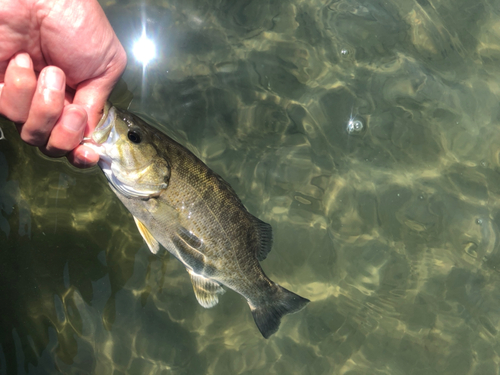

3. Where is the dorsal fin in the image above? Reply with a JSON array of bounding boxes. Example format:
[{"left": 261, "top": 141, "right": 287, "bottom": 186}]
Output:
[
  {"left": 188, "top": 270, "right": 225, "bottom": 308},
  {"left": 252, "top": 217, "right": 273, "bottom": 261}
]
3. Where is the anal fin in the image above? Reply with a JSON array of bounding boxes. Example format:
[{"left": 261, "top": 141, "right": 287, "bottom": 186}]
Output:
[
  {"left": 133, "top": 217, "right": 160, "bottom": 254},
  {"left": 188, "top": 270, "right": 225, "bottom": 308}
]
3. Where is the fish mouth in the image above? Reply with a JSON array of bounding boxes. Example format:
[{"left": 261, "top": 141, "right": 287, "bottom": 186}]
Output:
[
  {"left": 80, "top": 102, "right": 117, "bottom": 166},
  {"left": 80, "top": 139, "right": 113, "bottom": 172},
  {"left": 92, "top": 103, "right": 117, "bottom": 145}
]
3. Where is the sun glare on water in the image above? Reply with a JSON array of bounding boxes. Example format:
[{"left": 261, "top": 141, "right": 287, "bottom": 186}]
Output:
[{"left": 133, "top": 33, "right": 156, "bottom": 65}]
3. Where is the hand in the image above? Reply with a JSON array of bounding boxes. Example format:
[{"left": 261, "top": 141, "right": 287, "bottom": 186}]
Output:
[{"left": 0, "top": 0, "right": 127, "bottom": 168}]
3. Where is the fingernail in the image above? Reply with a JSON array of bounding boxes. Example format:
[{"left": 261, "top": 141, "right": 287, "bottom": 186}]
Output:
[
  {"left": 14, "top": 53, "right": 31, "bottom": 69},
  {"left": 62, "top": 108, "right": 86, "bottom": 133},
  {"left": 43, "top": 67, "right": 64, "bottom": 91}
]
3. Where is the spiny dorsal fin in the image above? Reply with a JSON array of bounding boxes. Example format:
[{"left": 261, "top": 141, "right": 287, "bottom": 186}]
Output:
[
  {"left": 133, "top": 217, "right": 160, "bottom": 254},
  {"left": 188, "top": 270, "right": 225, "bottom": 308},
  {"left": 252, "top": 217, "right": 273, "bottom": 261}
]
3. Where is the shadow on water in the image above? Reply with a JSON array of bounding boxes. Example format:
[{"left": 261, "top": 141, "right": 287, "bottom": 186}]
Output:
[{"left": 3, "top": 0, "right": 500, "bottom": 374}]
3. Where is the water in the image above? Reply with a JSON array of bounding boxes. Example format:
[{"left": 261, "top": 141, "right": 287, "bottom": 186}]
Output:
[{"left": 2, "top": 0, "right": 500, "bottom": 373}]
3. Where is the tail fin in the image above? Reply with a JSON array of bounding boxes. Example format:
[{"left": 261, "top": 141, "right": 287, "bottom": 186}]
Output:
[{"left": 250, "top": 286, "right": 309, "bottom": 339}]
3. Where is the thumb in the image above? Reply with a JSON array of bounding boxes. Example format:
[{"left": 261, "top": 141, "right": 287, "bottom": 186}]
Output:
[
  {"left": 73, "top": 80, "right": 109, "bottom": 136},
  {"left": 67, "top": 75, "right": 119, "bottom": 168},
  {"left": 72, "top": 71, "right": 124, "bottom": 136},
  {"left": 68, "top": 52, "right": 127, "bottom": 168}
]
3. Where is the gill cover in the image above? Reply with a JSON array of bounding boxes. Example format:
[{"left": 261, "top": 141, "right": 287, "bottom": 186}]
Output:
[{"left": 93, "top": 103, "right": 170, "bottom": 199}]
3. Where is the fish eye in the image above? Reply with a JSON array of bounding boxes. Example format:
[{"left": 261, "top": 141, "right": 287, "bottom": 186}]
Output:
[{"left": 127, "top": 130, "right": 142, "bottom": 144}]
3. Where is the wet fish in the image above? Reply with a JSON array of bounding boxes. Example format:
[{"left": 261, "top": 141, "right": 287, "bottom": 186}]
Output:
[{"left": 84, "top": 103, "right": 309, "bottom": 338}]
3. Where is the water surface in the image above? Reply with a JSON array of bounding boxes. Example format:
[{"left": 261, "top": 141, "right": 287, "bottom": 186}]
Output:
[{"left": 2, "top": 0, "right": 500, "bottom": 374}]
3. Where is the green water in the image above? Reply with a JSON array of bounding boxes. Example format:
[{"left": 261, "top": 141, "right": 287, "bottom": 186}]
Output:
[{"left": 2, "top": 0, "right": 500, "bottom": 373}]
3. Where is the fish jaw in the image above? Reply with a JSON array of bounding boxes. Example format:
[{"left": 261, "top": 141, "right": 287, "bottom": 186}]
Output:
[
  {"left": 81, "top": 102, "right": 117, "bottom": 172},
  {"left": 92, "top": 103, "right": 115, "bottom": 144},
  {"left": 82, "top": 104, "right": 168, "bottom": 199},
  {"left": 83, "top": 138, "right": 164, "bottom": 199},
  {"left": 80, "top": 136, "right": 113, "bottom": 178}
]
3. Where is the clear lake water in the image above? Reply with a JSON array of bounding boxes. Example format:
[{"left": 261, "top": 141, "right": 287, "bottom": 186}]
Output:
[{"left": 2, "top": 0, "right": 500, "bottom": 373}]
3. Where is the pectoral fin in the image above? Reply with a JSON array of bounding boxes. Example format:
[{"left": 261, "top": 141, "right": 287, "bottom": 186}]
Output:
[
  {"left": 133, "top": 217, "right": 160, "bottom": 254},
  {"left": 172, "top": 229, "right": 212, "bottom": 275},
  {"left": 188, "top": 270, "right": 225, "bottom": 308}
]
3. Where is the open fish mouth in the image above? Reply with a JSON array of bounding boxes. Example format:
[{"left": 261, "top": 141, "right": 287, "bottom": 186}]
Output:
[
  {"left": 92, "top": 104, "right": 118, "bottom": 145},
  {"left": 80, "top": 103, "right": 119, "bottom": 166},
  {"left": 80, "top": 137, "right": 106, "bottom": 160}
]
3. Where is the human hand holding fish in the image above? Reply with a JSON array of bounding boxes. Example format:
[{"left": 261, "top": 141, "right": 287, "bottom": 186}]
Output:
[
  {"left": 0, "top": 0, "right": 127, "bottom": 168},
  {"left": 0, "top": 0, "right": 309, "bottom": 338}
]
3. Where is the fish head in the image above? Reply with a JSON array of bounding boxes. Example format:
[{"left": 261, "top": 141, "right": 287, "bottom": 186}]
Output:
[{"left": 88, "top": 103, "right": 170, "bottom": 199}]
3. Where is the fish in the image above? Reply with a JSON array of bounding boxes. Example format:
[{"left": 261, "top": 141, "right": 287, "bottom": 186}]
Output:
[{"left": 84, "top": 103, "right": 309, "bottom": 338}]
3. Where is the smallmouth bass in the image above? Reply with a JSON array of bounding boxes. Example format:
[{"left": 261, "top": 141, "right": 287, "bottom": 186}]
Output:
[{"left": 84, "top": 103, "right": 309, "bottom": 338}]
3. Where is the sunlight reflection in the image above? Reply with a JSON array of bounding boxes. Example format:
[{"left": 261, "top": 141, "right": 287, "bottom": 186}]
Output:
[{"left": 133, "top": 32, "right": 156, "bottom": 66}]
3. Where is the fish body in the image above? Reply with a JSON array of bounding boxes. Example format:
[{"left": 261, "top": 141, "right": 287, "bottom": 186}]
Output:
[{"left": 85, "top": 103, "right": 309, "bottom": 338}]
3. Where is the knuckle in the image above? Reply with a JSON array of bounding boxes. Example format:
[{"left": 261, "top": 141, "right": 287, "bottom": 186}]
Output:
[
  {"left": 32, "top": 93, "right": 64, "bottom": 121},
  {"left": 10, "top": 74, "right": 36, "bottom": 93},
  {"left": 8, "top": 112, "right": 29, "bottom": 124},
  {"left": 40, "top": 105, "right": 62, "bottom": 123}
]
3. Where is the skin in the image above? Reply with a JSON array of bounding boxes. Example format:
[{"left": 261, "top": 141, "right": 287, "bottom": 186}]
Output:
[{"left": 0, "top": 0, "right": 127, "bottom": 168}]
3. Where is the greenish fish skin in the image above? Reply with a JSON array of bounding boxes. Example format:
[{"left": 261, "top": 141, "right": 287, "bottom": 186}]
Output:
[{"left": 87, "top": 103, "right": 309, "bottom": 338}]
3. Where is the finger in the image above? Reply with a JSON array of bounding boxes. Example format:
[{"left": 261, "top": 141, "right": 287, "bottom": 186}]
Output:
[
  {"left": 0, "top": 61, "right": 8, "bottom": 81},
  {"left": 41, "top": 104, "right": 87, "bottom": 157},
  {"left": 66, "top": 67, "right": 124, "bottom": 168},
  {"left": 65, "top": 52, "right": 125, "bottom": 168},
  {"left": 0, "top": 53, "right": 37, "bottom": 123},
  {"left": 67, "top": 145, "right": 99, "bottom": 168},
  {"left": 18, "top": 66, "right": 66, "bottom": 146},
  {"left": 72, "top": 45, "right": 127, "bottom": 136}
]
